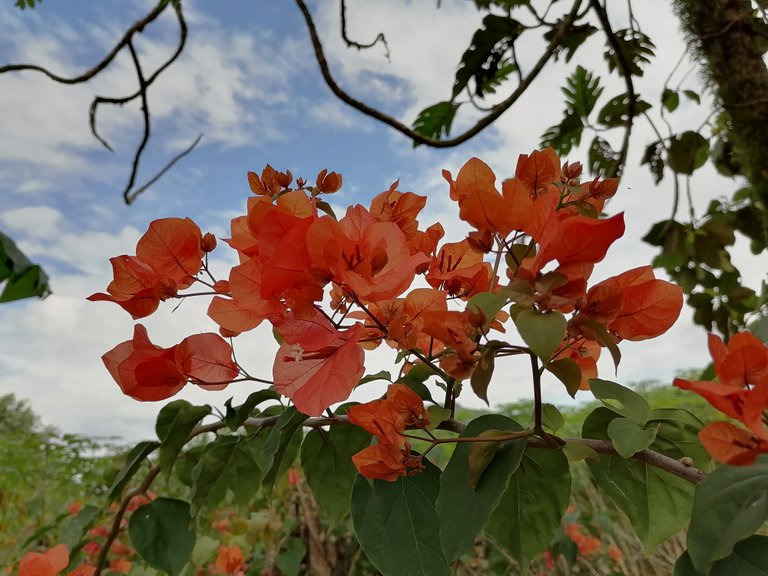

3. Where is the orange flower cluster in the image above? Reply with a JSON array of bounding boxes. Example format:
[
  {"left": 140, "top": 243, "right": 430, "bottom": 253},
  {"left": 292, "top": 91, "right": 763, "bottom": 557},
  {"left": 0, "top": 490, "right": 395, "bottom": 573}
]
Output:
[
  {"left": 17, "top": 545, "right": 94, "bottom": 576},
  {"left": 88, "top": 218, "right": 206, "bottom": 318},
  {"left": 91, "top": 149, "right": 683, "bottom": 425},
  {"left": 347, "top": 384, "right": 430, "bottom": 480},
  {"left": 675, "top": 332, "right": 768, "bottom": 465}
]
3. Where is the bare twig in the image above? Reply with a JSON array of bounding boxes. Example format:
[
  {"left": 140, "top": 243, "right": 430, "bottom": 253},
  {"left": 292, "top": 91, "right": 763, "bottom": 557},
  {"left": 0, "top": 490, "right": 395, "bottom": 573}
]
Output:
[
  {"left": 589, "top": 0, "right": 636, "bottom": 178},
  {"left": 340, "top": 0, "right": 390, "bottom": 60},
  {"left": 295, "top": 0, "right": 583, "bottom": 147}
]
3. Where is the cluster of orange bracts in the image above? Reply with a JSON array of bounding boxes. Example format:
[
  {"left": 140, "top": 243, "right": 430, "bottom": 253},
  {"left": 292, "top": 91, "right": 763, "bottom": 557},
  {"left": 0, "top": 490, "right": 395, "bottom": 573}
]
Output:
[{"left": 91, "top": 149, "right": 688, "bottom": 479}]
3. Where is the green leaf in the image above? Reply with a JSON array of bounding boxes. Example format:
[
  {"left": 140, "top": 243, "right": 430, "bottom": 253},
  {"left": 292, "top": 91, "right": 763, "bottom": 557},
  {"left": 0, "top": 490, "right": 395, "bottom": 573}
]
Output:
[
  {"left": 128, "top": 498, "right": 196, "bottom": 576},
  {"left": 541, "top": 111, "right": 583, "bottom": 156},
  {"left": 546, "top": 358, "right": 582, "bottom": 398},
  {"left": 190, "top": 436, "right": 238, "bottom": 515},
  {"left": 662, "top": 88, "right": 680, "bottom": 112},
  {"left": 686, "top": 458, "right": 768, "bottom": 573},
  {"left": 675, "top": 535, "right": 768, "bottom": 575},
  {"left": 470, "top": 346, "right": 496, "bottom": 405},
  {"left": 607, "top": 417, "right": 657, "bottom": 457},
  {"left": 588, "top": 135, "right": 619, "bottom": 176},
  {"left": 641, "top": 140, "right": 665, "bottom": 184},
  {"left": 107, "top": 441, "right": 159, "bottom": 503},
  {"left": 0, "top": 231, "right": 52, "bottom": 301},
  {"left": 59, "top": 505, "right": 100, "bottom": 550},
  {"left": 563, "top": 65, "right": 603, "bottom": 118},
  {"left": 583, "top": 408, "right": 697, "bottom": 550},
  {"left": 275, "top": 537, "right": 307, "bottom": 576},
  {"left": 351, "top": 459, "right": 449, "bottom": 576},
  {"left": 156, "top": 400, "right": 211, "bottom": 478},
  {"left": 358, "top": 370, "right": 392, "bottom": 386},
  {"left": 589, "top": 379, "right": 650, "bottom": 425},
  {"left": 603, "top": 28, "right": 655, "bottom": 77},
  {"left": 561, "top": 439, "right": 599, "bottom": 462},
  {"left": 596, "top": 93, "right": 651, "bottom": 128},
  {"left": 224, "top": 389, "right": 279, "bottom": 432},
  {"left": 258, "top": 407, "right": 307, "bottom": 490},
  {"left": 412, "top": 101, "right": 460, "bottom": 145},
  {"left": 582, "top": 319, "right": 621, "bottom": 369},
  {"left": 514, "top": 309, "right": 566, "bottom": 363},
  {"left": 437, "top": 415, "right": 526, "bottom": 561},
  {"left": 467, "top": 291, "right": 508, "bottom": 331},
  {"left": 486, "top": 448, "right": 571, "bottom": 566},
  {"left": 467, "top": 429, "right": 510, "bottom": 489},
  {"left": 427, "top": 406, "right": 451, "bottom": 430},
  {"left": 545, "top": 20, "right": 597, "bottom": 62},
  {"left": 301, "top": 423, "right": 371, "bottom": 526},
  {"left": 668, "top": 131, "right": 709, "bottom": 175},
  {"left": 541, "top": 403, "right": 565, "bottom": 433},
  {"left": 682, "top": 90, "right": 701, "bottom": 105},
  {"left": 453, "top": 14, "right": 523, "bottom": 99},
  {"left": 396, "top": 363, "right": 437, "bottom": 403}
]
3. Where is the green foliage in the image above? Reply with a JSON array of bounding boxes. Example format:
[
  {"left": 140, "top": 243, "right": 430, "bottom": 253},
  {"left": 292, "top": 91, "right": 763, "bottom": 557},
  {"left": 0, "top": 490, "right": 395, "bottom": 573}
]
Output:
[
  {"left": 0, "top": 230, "right": 51, "bottom": 303},
  {"left": 675, "top": 535, "right": 768, "bottom": 575},
  {"left": 301, "top": 423, "right": 371, "bottom": 525},
  {"left": 156, "top": 400, "right": 211, "bottom": 478},
  {"left": 513, "top": 309, "right": 566, "bottom": 363},
  {"left": 486, "top": 448, "right": 571, "bottom": 566},
  {"left": 128, "top": 498, "right": 196, "bottom": 575},
  {"left": 412, "top": 101, "right": 460, "bottom": 145},
  {"left": 352, "top": 459, "right": 449, "bottom": 576},
  {"left": 686, "top": 457, "right": 768, "bottom": 573},
  {"left": 437, "top": 415, "right": 526, "bottom": 561},
  {"left": 14, "top": 0, "right": 41, "bottom": 9}
]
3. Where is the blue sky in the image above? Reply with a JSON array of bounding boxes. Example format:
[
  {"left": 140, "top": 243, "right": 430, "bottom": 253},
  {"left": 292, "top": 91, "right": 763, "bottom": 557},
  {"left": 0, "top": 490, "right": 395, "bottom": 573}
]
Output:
[{"left": 2, "top": 0, "right": 765, "bottom": 441}]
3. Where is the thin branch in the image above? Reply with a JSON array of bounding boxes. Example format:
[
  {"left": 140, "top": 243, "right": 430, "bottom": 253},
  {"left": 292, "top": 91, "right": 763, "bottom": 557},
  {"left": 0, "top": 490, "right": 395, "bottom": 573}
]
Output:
[
  {"left": 0, "top": 1, "right": 170, "bottom": 83},
  {"left": 589, "top": 0, "right": 636, "bottom": 177},
  {"left": 340, "top": 0, "right": 390, "bottom": 60},
  {"left": 295, "top": 0, "right": 583, "bottom": 148}
]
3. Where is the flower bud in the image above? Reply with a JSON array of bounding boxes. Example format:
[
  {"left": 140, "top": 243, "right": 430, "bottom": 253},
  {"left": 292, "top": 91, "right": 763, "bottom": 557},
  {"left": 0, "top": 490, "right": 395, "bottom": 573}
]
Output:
[{"left": 201, "top": 232, "right": 217, "bottom": 253}]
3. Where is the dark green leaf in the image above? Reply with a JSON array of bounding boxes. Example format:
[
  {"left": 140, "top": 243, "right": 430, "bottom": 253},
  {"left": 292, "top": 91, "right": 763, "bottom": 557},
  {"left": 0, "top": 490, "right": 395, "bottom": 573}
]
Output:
[
  {"left": 589, "top": 379, "right": 650, "bottom": 424},
  {"left": 107, "top": 441, "right": 159, "bottom": 503},
  {"left": 541, "top": 112, "right": 583, "bottom": 156},
  {"left": 583, "top": 320, "right": 621, "bottom": 369},
  {"left": 546, "top": 358, "right": 582, "bottom": 398},
  {"left": 190, "top": 436, "right": 238, "bottom": 514},
  {"left": 486, "top": 448, "right": 571, "bottom": 566},
  {"left": 301, "top": 423, "right": 371, "bottom": 525},
  {"left": 668, "top": 131, "right": 709, "bottom": 175},
  {"left": 358, "top": 370, "right": 392, "bottom": 386},
  {"left": 59, "top": 505, "right": 100, "bottom": 550},
  {"left": 641, "top": 140, "right": 665, "bottom": 184},
  {"left": 437, "top": 415, "right": 526, "bottom": 561},
  {"left": 412, "top": 101, "right": 460, "bottom": 146},
  {"left": 471, "top": 346, "right": 496, "bottom": 405},
  {"left": 352, "top": 459, "right": 449, "bottom": 576},
  {"left": 128, "top": 498, "right": 195, "bottom": 576},
  {"left": 675, "top": 535, "right": 768, "bottom": 575},
  {"left": 583, "top": 408, "right": 697, "bottom": 550},
  {"left": 0, "top": 231, "right": 51, "bottom": 301},
  {"left": 258, "top": 407, "right": 307, "bottom": 490},
  {"left": 275, "top": 537, "right": 307, "bottom": 576},
  {"left": 596, "top": 93, "right": 651, "bottom": 128},
  {"left": 156, "top": 400, "right": 211, "bottom": 478},
  {"left": 662, "top": 88, "right": 680, "bottom": 112},
  {"left": 682, "top": 90, "right": 701, "bottom": 105},
  {"left": 224, "top": 389, "right": 279, "bottom": 432},
  {"left": 604, "top": 28, "right": 655, "bottom": 77},
  {"left": 541, "top": 403, "right": 565, "bottom": 433},
  {"left": 687, "top": 458, "right": 768, "bottom": 573},
  {"left": 588, "top": 136, "right": 619, "bottom": 176},
  {"left": 545, "top": 21, "right": 597, "bottom": 62}
]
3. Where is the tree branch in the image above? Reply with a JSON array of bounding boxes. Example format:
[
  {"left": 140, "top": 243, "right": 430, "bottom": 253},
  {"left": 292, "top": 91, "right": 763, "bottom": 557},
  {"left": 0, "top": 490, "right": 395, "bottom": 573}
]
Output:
[
  {"left": 294, "top": 0, "right": 583, "bottom": 148},
  {"left": 340, "top": 0, "right": 390, "bottom": 60}
]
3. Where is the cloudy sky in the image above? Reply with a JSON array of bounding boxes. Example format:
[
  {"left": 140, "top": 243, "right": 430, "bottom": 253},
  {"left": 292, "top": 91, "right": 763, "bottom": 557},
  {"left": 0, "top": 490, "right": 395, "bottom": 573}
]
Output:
[{"left": 1, "top": 0, "right": 765, "bottom": 442}]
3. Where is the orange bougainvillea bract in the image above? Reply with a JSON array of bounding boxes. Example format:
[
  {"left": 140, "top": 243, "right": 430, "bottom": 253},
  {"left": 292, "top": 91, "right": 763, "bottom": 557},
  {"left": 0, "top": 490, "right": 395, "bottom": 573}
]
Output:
[{"left": 91, "top": 148, "right": 686, "bottom": 480}]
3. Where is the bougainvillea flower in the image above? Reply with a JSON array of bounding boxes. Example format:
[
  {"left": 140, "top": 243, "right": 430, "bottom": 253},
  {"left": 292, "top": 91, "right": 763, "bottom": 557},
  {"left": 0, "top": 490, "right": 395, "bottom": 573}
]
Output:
[
  {"left": 88, "top": 218, "right": 204, "bottom": 319},
  {"left": 307, "top": 205, "right": 429, "bottom": 302},
  {"left": 675, "top": 332, "right": 768, "bottom": 441},
  {"left": 514, "top": 147, "right": 561, "bottom": 194},
  {"left": 426, "top": 240, "right": 494, "bottom": 298},
  {"left": 214, "top": 544, "right": 247, "bottom": 575},
  {"left": 102, "top": 325, "right": 237, "bottom": 401},
  {"left": 698, "top": 421, "right": 768, "bottom": 465},
  {"left": 348, "top": 383, "right": 430, "bottom": 446},
  {"left": 135, "top": 217, "right": 204, "bottom": 288},
  {"left": 421, "top": 310, "right": 482, "bottom": 379},
  {"left": 369, "top": 183, "right": 427, "bottom": 242},
  {"left": 247, "top": 164, "right": 292, "bottom": 196},
  {"left": 18, "top": 545, "right": 69, "bottom": 576},
  {"left": 102, "top": 325, "right": 186, "bottom": 401},
  {"left": 576, "top": 266, "right": 683, "bottom": 342},
  {"left": 555, "top": 338, "right": 601, "bottom": 390},
  {"left": 272, "top": 311, "right": 365, "bottom": 416},
  {"left": 384, "top": 288, "right": 448, "bottom": 352},
  {"left": 351, "top": 441, "right": 410, "bottom": 481},
  {"left": 443, "top": 157, "right": 530, "bottom": 237},
  {"left": 175, "top": 333, "right": 239, "bottom": 389}
]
